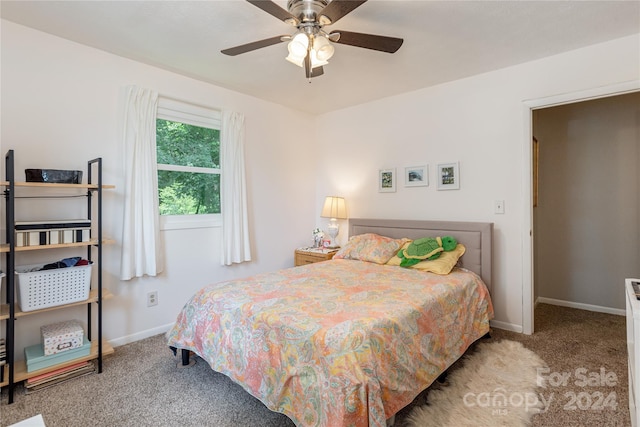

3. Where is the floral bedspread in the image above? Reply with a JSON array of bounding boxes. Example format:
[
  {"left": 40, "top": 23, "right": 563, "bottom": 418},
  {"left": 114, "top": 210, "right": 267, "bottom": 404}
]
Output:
[{"left": 166, "top": 259, "right": 493, "bottom": 427}]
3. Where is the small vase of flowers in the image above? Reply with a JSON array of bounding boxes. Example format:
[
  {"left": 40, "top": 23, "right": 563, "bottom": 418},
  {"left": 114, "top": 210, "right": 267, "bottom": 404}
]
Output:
[{"left": 312, "top": 228, "right": 325, "bottom": 248}]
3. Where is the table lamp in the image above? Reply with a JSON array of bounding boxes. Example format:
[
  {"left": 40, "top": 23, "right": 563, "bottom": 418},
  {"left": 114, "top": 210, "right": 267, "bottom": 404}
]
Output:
[{"left": 320, "top": 196, "right": 348, "bottom": 248}]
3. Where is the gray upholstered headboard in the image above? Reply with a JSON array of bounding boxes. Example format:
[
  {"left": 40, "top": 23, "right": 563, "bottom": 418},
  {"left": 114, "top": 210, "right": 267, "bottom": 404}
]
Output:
[{"left": 348, "top": 218, "right": 493, "bottom": 291}]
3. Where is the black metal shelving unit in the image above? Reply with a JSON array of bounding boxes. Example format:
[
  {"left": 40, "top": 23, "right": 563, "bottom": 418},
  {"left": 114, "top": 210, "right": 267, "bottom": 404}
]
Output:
[{"left": 1, "top": 149, "right": 110, "bottom": 404}]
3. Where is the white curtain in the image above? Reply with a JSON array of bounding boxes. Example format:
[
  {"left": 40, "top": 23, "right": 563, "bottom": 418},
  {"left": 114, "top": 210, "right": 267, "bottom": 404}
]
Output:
[
  {"left": 221, "top": 110, "right": 252, "bottom": 265},
  {"left": 120, "top": 86, "right": 164, "bottom": 280}
]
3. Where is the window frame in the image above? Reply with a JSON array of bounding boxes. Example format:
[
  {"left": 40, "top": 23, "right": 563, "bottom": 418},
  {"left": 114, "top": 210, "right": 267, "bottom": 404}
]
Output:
[{"left": 156, "top": 97, "right": 222, "bottom": 231}]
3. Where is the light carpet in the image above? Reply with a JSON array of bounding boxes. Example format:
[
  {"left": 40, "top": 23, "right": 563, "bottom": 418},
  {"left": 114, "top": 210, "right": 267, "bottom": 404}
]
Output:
[
  {"left": 406, "top": 340, "right": 547, "bottom": 427},
  {"left": 2, "top": 305, "right": 625, "bottom": 426}
]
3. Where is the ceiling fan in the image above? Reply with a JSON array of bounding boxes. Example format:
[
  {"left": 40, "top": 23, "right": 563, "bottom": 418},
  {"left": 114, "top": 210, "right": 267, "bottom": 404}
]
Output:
[{"left": 221, "top": 0, "right": 404, "bottom": 80}]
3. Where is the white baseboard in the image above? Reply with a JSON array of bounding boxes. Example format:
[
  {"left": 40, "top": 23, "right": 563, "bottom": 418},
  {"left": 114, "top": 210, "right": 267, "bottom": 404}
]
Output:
[
  {"left": 490, "top": 319, "right": 523, "bottom": 333},
  {"left": 536, "top": 297, "right": 625, "bottom": 316},
  {"left": 108, "top": 322, "right": 175, "bottom": 348}
]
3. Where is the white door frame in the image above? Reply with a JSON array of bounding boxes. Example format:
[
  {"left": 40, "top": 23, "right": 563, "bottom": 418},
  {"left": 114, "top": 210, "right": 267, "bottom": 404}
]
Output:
[{"left": 521, "top": 80, "right": 640, "bottom": 335}]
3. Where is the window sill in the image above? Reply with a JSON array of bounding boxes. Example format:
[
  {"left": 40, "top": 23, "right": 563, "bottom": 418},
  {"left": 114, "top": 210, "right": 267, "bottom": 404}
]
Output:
[{"left": 160, "top": 214, "right": 221, "bottom": 231}]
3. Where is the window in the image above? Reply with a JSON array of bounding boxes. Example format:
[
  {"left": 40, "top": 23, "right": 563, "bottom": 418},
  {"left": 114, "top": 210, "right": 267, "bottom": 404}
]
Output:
[{"left": 156, "top": 98, "right": 221, "bottom": 230}]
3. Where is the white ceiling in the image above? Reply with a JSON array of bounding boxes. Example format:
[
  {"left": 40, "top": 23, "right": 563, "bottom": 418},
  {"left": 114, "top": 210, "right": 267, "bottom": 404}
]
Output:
[{"left": 2, "top": 0, "right": 639, "bottom": 114}]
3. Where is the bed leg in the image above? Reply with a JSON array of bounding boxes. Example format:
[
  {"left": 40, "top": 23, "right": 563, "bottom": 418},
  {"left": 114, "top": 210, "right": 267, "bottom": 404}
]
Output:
[
  {"left": 171, "top": 347, "right": 196, "bottom": 369},
  {"left": 482, "top": 331, "right": 491, "bottom": 339},
  {"left": 181, "top": 349, "right": 191, "bottom": 366}
]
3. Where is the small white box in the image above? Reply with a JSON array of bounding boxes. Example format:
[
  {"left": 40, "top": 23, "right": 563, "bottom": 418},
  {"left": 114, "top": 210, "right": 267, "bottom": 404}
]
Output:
[{"left": 41, "top": 320, "right": 84, "bottom": 355}]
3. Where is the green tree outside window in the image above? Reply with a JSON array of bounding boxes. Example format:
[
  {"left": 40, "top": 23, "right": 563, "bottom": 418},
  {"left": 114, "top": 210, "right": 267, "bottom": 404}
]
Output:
[{"left": 156, "top": 119, "right": 221, "bottom": 215}]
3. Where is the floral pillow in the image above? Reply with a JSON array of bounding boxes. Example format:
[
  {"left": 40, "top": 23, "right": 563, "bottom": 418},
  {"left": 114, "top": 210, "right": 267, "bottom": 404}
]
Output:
[
  {"left": 386, "top": 241, "right": 466, "bottom": 275},
  {"left": 333, "top": 233, "right": 409, "bottom": 264}
]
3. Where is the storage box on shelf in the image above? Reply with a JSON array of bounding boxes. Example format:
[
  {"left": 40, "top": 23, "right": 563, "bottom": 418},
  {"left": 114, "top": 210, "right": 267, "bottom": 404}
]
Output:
[
  {"left": 25, "top": 168, "right": 83, "bottom": 184},
  {"left": 25, "top": 338, "right": 91, "bottom": 372},
  {"left": 41, "top": 320, "right": 84, "bottom": 355},
  {"left": 16, "top": 263, "right": 92, "bottom": 312},
  {"left": 16, "top": 219, "right": 91, "bottom": 247},
  {"left": 1, "top": 149, "right": 114, "bottom": 404}
]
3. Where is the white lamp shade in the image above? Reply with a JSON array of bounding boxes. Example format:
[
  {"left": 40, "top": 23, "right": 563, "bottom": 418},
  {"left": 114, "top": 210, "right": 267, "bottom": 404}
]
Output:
[
  {"left": 309, "top": 50, "right": 328, "bottom": 68},
  {"left": 286, "top": 49, "right": 328, "bottom": 69},
  {"left": 288, "top": 32, "right": 309, "bottom": 57},
  {"left": 321, "top": 196, "right": 348, "bottom": 220},
  {"left": 313, "top": 35, "right": 335, "bottom": 61},
  {"left": 285, "top": 53, "right": 304, "bottom": 67}
]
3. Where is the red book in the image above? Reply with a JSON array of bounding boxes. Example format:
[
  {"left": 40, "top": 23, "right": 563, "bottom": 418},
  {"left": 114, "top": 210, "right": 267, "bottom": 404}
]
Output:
[{"left": 26, "top": 361, "right": 89, "bottom": 384}]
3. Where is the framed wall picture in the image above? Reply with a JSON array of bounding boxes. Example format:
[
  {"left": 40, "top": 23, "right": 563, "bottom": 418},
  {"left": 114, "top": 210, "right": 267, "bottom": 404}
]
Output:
[
  {"left": 378, "top": 168, "right": 396, "bottom": 192},
  {"left": 405, "top": 165, "right": 428, "bottom": 187},
  {"left": 436, "top": 162, "right": 460, "bottom": 190}
]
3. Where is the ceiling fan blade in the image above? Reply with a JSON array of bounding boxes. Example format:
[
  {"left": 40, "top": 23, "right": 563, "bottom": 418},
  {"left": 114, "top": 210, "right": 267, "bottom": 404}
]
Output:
[
  {"left": 246, "top": 0, "right": 299, "bottom": 25},
  {"left": 221, "top": 35, "right": 288, "bottom": 56},
  {"left": 330, "top": 30, "right": 403, "bottom": 53},
  {"left": 318, "top": 0, "right": 367, "bottom": 25}
]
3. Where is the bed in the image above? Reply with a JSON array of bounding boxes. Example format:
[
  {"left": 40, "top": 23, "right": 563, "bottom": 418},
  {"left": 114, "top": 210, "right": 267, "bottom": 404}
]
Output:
[{"left": 166, "top": 218, "right": 494, "bottom": 427}]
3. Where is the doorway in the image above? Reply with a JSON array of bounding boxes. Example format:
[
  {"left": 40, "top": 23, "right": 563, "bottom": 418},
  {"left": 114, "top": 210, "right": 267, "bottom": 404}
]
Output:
[
  {"left": 522, "top": 82, "right": 640, "bottom": 334},
  {"left": 533, "top": 92, "right": 640, "bottom": 316}
]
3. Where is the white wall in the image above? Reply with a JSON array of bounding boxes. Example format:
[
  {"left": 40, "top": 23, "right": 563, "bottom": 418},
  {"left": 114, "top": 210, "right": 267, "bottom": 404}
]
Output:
[
  {"left": 315, "top": 34, "right": 640, "bottom": 332},
  {"left": 1, "top": 20, "right": 317, "bottom": 355},
  {"left": 2, "top": 18, "right": 639, "bottom": 350}
]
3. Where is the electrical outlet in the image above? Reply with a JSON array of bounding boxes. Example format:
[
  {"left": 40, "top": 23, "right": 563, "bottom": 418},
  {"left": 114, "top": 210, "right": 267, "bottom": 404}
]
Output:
[
  {"left": 494, "top": 200, "right": 505, "bottom": 214},
  {"left": 147, "top": 291, "right": 158, "bottom": 307}
]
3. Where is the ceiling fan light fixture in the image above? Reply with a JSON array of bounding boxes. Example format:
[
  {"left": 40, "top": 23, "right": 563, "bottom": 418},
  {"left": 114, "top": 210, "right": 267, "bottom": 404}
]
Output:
[
  {"left": 313, "top": 35, "right": 335, "bottom": 61},
  {"left": 287, "top": 32, "right": 309, "bottom": 57},
  {"left": 285, "top": 53, "right": 304, "bottom": 67},
  {"left": 285, "top": 49, "right": 327, "bottom": 69},
  {"left": 309, "top": 49, "right": 328, "bottom": 68},
  {"left": 222, "top": 0, "right": 404, "bottom": 80}
]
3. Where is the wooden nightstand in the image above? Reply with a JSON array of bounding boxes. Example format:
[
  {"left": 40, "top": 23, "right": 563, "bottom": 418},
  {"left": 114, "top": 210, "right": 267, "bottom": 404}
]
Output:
[{"left": 294, "top": 247, "right": 339, "bottom": 266}]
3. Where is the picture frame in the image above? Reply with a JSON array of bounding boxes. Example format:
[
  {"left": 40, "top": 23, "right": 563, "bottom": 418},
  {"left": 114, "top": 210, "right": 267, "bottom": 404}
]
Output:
[
  {"left": 378, "top": 168, "right": 396, "bottom": 193},
  {"left": 436, "top": 162, "right": 460, "bottom": 190},
  {"left": 405, "top": 165, "right": 428, "bottom": 187}
]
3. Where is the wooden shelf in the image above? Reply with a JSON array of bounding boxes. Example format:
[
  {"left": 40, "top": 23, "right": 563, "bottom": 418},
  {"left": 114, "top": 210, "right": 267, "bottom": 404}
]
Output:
[
  {"left": 0, "top": 289, "right": 113, "bottom": 321},
  {"left": 0, "top": 238, "right": 115, "bottom": 253},
  {"left": 0, "top": 181, "right": 114, "bottom": 190},
  {"left": 0, "top": 341, "right": 113, "bottom": 388},
  {"left": 13, "top": 340, "right": 114, "bottom": 383}
]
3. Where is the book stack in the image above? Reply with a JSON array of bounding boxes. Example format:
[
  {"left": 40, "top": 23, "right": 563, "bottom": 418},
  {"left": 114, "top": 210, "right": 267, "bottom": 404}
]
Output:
[
  {"left": 0, "top": 338, "right": 6, "bottom": 382},
  {"left": 25, "top": 360, "right": 95, "bottom": 393}
]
